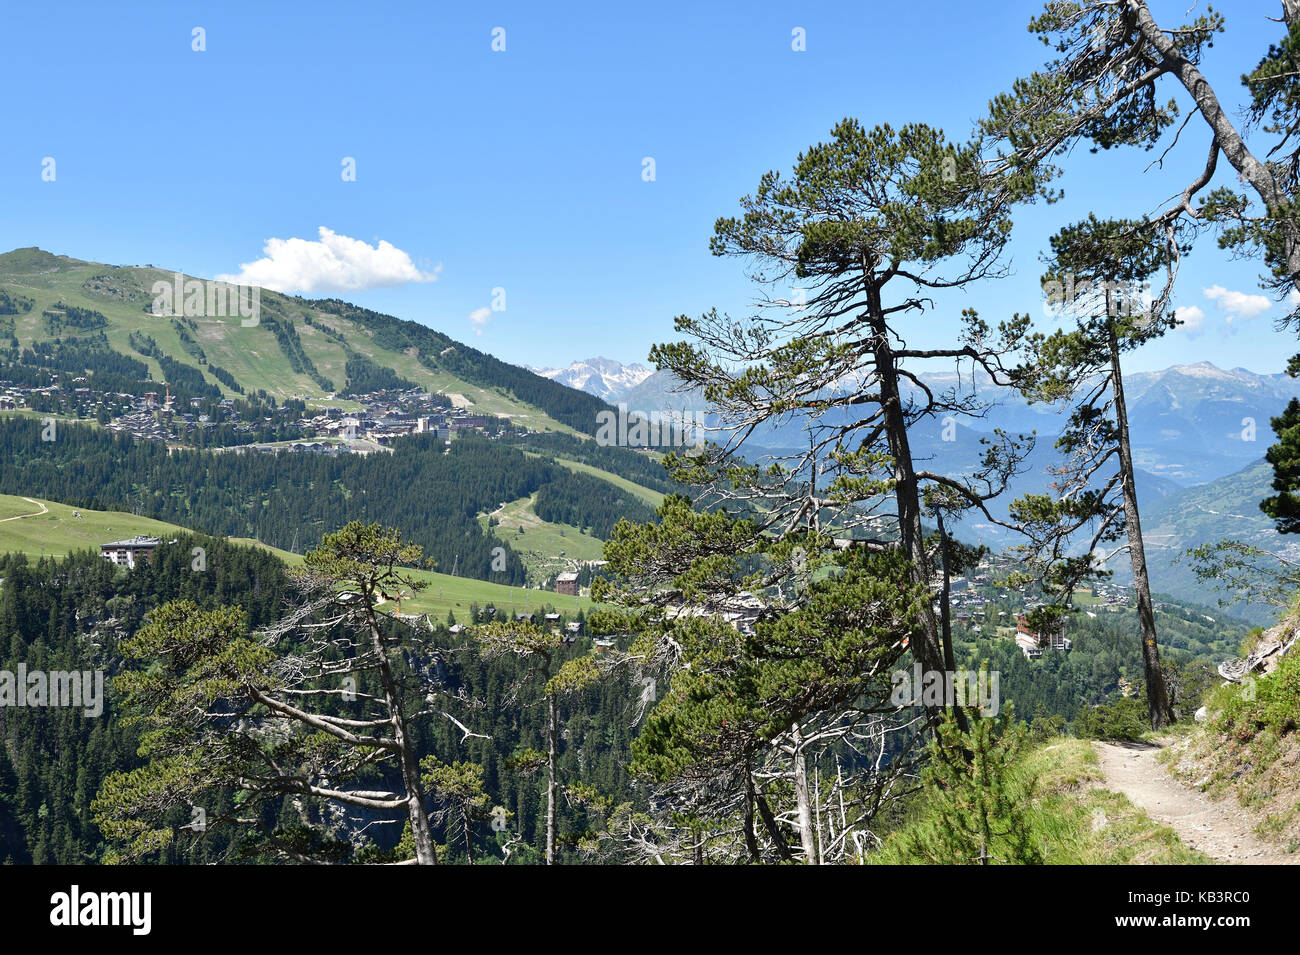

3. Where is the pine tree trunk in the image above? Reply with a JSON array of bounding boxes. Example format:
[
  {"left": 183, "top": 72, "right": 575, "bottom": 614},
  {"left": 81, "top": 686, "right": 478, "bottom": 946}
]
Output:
[
  {"left": 546, "top": 689, "right": 558, "bottom": 865},
  {"left": 935, "top": 511, "right": 970, "bottom": 733},
  {"left": 755, "top": 790, "right": 794, "bottom": 861},
  {"left": 1107, "top": 325, "right": 1174, "bottom": 729},
  {"left": 366, "top": 604, "right": 438, "bottom": 864},
  {"left": 743, "top": 770, "right": 761, "bottom": 863},
  {"left": 791, "top": 723, "right": 818, "bottom": 864},
  {"left": 868, "top": 285, "right": 945, "bottom": 692}
]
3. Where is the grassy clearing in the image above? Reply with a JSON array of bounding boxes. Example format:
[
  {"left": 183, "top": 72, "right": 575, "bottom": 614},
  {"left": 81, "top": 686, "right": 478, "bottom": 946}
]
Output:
[
  {"left": 550, "top": 457, "right": 666, "bottom": 508},
  {"left": 0, "top": 407, "right": 101, "bottom": 428},
  {"left": 0, "top": 493, "right": 592, "bottom": 621},
  {"left": 381, "top": 565, "right": 589, "bottom": 620},
  {"left": 0, "top": 494, "right": 185, "bottom": 554},
  {"left": 479, "top": 494, "right": 605, "bottom": 585}
]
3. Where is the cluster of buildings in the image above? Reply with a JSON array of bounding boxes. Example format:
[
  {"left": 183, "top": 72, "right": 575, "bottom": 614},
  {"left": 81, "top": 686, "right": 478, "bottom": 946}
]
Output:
[
  {"left": 2, "top": 377, "right": 186, "bottom": 441},
  {"left": 100, "top": 392, "right": 291, "bottom": 444},
  {"left": 14, "top": 377, "right": 520, "bottom": 451},
  {"left": 250, "top": 390, "right": 511, "bottom": 454},
  {"left": 1092, "top": 583, "right": 1133, "bottom": 607},
  {"left": 940, "top": 560, "right": 1084, "bottom": 659},
  {"left": 947, "top": 575, "right": 990, "bottom": 625},
  {"left": 106, "top": 409, "right": 173, "bottom": 442},
  {"left": 0, "top": 381, "right": 53, "bottom": 410}
]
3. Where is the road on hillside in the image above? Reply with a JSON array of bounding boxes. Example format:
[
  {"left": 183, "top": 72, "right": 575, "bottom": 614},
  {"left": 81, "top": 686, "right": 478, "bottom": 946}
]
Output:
[
  {"left": 1095, "top": 740, "right": 1297, "bottom": 864},
  {"left": 0, "top": 498, "right": 48, "bottom": 522}
]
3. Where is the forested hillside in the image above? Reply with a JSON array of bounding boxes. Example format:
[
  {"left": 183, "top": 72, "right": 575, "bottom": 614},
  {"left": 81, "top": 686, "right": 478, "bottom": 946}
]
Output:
[
  {"left": 0, "top": 419, "right": 657, "bottom": 585},
  {"left": 0, "top": 542, "right": 640, "bottom": 864},
  {"left": 306, "top": 298, "right": 613, "bottom": 434}
]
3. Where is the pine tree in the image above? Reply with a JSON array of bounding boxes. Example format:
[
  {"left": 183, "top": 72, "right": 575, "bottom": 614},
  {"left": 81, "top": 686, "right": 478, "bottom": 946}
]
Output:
[
  {"left": 1263, "top": 398, "right": 1300, "bottom": 532},
  {"left": 1010, "top": 215, "right": 1176, "bottom": 729},
  {"left": 890, "top": 709, "right": 1042, "bottom": 865},
  {"left": 421, "top": 756, "right": 491, "bottom": 863},
  {"left": 92, "top": 522, "right": 457, "bottom": 864},
  {"left": 600, "top": 497, "right": 927, "bottom": 863},
  {"left": 649, "top": 119, "right": 1042, "bottom": 711}
]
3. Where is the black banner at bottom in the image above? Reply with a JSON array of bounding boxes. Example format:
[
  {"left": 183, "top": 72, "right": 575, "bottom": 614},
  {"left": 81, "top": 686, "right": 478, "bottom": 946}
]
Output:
[{"left": 0, "top": 862, "right": 1278, "bottom": 943}]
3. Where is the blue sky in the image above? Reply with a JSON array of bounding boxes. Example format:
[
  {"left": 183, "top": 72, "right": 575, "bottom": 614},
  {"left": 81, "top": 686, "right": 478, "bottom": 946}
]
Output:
[{"left": 1, "top": 0, "right": 1296, "bottom": 374}]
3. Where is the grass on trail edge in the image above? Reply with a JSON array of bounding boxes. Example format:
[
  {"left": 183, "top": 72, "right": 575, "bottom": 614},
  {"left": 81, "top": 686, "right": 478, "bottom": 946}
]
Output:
[{"left": 871, "top": 737, "right": 1213, "bottom": 865}]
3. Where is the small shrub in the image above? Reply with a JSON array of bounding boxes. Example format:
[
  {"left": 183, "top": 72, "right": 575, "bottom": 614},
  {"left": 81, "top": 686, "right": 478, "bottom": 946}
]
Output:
[
  {"left": 1075, "top": 696, "right": 1149, "bottom": 741},
  {"left": 1212, "top": 652, "right": 1300, "bottom": 741}
]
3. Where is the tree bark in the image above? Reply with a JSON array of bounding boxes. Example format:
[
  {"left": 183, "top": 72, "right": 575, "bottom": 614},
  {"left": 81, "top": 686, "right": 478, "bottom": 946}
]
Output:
[
  {"left": 754, "top": 791, "right": 794, "bottom": 861},
  {"left": 462, "top": 806, "right": 474, "bottom": 864},
  {"left": 935, "top": 510, "right": 970, "bottom": 733},
  {"left": 546, "top": 687, "right": 558, "bottom": 865},
  {"left": 790, "top": 724, "right": 818, "bottom": 864},
  {"left": 1107, "top": 324, "right": 1175, "bottom": 729},
  {"left": 366, "top": 603, "right": 438, "bottom": 864},
  {"left": 743, "top": 770, "right": 761, "bottom": 863},
  {"left": 867, "top": 282, "right": 945, "bottom": 694}
]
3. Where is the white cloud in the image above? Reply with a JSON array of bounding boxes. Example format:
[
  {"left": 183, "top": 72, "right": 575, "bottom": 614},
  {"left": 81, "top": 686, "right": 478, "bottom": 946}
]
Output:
[
  {"left": 1203, "top": 284, "right": 1271, "bottom": 322},
  {"left": 216, "top": 227, "right": 440, "bottom": 293},
  {"left": 1174, "top": 305, "right": 1204, "bottom": 332},
  {"left": 468, "top": 307, "right": 492, "bottom": 336}
]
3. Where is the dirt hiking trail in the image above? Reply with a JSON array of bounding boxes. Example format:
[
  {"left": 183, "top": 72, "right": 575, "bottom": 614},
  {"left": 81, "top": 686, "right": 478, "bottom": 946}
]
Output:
[{"left": 1094, "top": 740, "right": 1296, "bottom": 864}]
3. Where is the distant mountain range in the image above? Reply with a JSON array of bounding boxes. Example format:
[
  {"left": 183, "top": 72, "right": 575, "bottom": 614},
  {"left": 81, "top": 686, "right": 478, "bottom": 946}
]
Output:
[
  {"left": 581, "top": 358, "right": 1297, "bottom": 489},
  {"left": 528, "top": 357, "right": 653, "bottom": 401},
  {"left": 552, "top": 356, "right": 1300, "bottom": 622},
  {"left": 921, "top": 361, "right": 1296, "bottom": 488}
]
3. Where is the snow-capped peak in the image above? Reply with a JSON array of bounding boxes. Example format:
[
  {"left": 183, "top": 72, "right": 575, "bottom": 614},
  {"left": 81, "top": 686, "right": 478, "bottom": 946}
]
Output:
[{"left": 528, "top": 357, "right": 654, "bottom": 400}]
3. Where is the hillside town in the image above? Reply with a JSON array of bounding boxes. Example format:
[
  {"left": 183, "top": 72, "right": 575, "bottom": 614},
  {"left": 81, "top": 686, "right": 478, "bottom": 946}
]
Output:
[{"left": 1, "top": 376, "right": 517, "bottom": 451}]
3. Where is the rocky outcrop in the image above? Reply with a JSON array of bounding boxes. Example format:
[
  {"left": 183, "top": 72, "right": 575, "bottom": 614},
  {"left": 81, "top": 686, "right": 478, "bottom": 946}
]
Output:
[{"left": 1218, "top": 620, "right": 1300, "bottom": 682}]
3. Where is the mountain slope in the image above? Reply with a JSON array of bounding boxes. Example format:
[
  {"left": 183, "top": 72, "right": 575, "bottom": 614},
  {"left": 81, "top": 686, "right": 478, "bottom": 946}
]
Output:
[
  {"left": 0, "top": 248, "right": 613, "bottom": 435},
  {"left": 1136, "top": 458, "right": 1300, "bottom": 621}
]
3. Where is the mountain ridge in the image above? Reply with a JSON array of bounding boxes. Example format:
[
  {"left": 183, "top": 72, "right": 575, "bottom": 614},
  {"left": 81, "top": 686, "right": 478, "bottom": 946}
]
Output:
[
  {"left": 527, "top": 356, "right": 654, "bottom": 400},
  {"left": 0, "top": 247, "right": 614, "bottom": 436},
  {"left": 611, "top": 361, "right": 1298, "bottom": 487}
]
